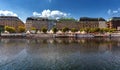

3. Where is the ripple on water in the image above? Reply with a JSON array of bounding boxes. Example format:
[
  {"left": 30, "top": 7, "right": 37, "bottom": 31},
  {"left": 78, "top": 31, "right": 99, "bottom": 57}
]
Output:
[{"left": 0, "top": 39, "right": 120, "bottom": 70}]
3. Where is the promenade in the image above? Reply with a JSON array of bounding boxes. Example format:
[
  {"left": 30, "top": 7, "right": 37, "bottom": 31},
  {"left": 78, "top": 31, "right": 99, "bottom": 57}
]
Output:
[{"left": 1, "top": 32, "right": 120, "bottom": 39}]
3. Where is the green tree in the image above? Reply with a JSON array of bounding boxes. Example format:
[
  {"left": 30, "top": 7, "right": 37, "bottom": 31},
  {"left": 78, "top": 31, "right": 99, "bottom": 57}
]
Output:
[
  {"left": 62, "top": 27, "right": 69, "bottom": 32},
  {"left": 94, "top": 28, "right": 100, "bottom": 33},
  {"left": 80, "top": 28, "right": 84, "bottom": 32},
  {"left": 30, "top": 27, "right": 36, "bottom": 31},
  {"left": 109, "top": 28, "right": 116, "bottom": 33},
  {"left": 71, "top": 28, "right": 78, "bottom": 32},
  {"left": 41, "top": 27, "right": 47, "bottom": 33},
  {"left": 5, "top": 26, "right": 16, "bottom": 33},
  {"left": 84, "top": 28, "right": 90, "bottom": 33},
  {"left": 18, "top": 26, "right": 26, "bottom": 33},
  {"left": 52, "top": 27, "right": 58, "bottom": 34}
]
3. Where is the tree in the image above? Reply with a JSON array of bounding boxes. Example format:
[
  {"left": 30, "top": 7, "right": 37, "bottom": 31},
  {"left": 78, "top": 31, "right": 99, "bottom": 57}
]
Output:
[
  {"left": 18, "top": 26, "right": 26, "bottom": 33},
  {"left": 41, "top": 27, "right": 47, "bottom": 33},
  {"left": 52, "top": 27, "right": 58, "bottom": 34},
  {"left": 109, "top": 28, "right": 116, "bottom": 33},
  {"left": 71, "top": 28, "right": 78, "bottom": 32},
  {"left": 84, "top": 28, "right": 89, "bottom": 33},
  {"left": 30, "top": 27, "right": 36, "bottom": 31},
  {"left": 5, "top": 26, "right": 16, "bottom": 33},
  {"left": 80, "top": 28, "right": 84, "bottom": 32},
  {"left": 62, "top": 27, "right": 69, "bottom": 33}
]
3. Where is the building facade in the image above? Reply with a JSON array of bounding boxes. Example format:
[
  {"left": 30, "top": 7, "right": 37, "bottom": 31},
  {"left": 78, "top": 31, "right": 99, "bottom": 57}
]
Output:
[
  {"left": 26, "top": 17, "right": 56, "bottom": 31},
  {"left": 56, "top": 20, "right": 79, "bottom": 30},
  {"left": 107, "top": 17, "right": 120, "bottom": 30},
  {"left": 79, "top": 17, "right": 107, "bottom": 29},
  {"left": 56, "top": 17, "right": 107, "bottom": 30},
  {"left": 0, "top": 16, "right": 24, "bottom": 30}
]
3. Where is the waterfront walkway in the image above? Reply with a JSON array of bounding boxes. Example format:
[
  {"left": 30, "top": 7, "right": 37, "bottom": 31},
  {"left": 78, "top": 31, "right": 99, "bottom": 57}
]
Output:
[{"left": 1, "top": 33, "right": 120, "bottom": 38}]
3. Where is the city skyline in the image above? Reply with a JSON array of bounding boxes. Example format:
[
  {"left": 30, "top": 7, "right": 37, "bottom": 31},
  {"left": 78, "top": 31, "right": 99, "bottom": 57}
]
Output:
[{"left": 0, "top": 0, "right": 120, "bottom": 22}]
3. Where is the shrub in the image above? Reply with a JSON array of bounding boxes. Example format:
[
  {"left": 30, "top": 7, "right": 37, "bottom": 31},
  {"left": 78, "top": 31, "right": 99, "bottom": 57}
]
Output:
[
  {"left": 71, "top": 28, "right": 78, "bottom": 32},
  {"left": 18, "top": 26, "right": 26, "bottom": 33},
  {"left": 30, "top": 27, "right": 36, "bottom": 31},
  {"left": 5, "top": 26, "right": 16, "bottom": 33},
  {"left": 62, "top": 27, "right": 69, "bottom": 32},
  {"left": 41, "top": 27, "right": 47, "bottom": 33},
  {"left": 52, "top": 27, "right": 58, "bottom": 34}
]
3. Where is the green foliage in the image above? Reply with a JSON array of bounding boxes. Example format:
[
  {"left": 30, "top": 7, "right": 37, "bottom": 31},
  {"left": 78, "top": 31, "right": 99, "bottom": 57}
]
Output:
[
  {"left": 62, "top": 27, "right": 69, "bottom": 32},
  {"left": 18, "top": 26, "right": 26, "bottom": 33},
  {"left": 41, "top": 27, "right": 47, "bottom": 33},
  {"left": 71, "top": 28, "right": 78, "bottom": 32},
  {"left": 80, "top": 28, "right": 116, "bottom": 33},
  {"left": 80, "top": 28, "right": 84, "bottom": 32},
  {"left": 30, "top": 27, "right": 36, "bottom": 30},
  {"left": 52, "top": 27, "right": 58, "bottom": 34},
  {"left": 5, "top": 26, "right": 16, "bottom": 33},
  {"left": 108, "top": 28, "right": 116, "bottom": 33}
]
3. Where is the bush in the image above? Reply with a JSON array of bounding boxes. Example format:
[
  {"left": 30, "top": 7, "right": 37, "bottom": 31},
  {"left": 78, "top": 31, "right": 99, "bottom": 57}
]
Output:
[
  {"left": 18, "top": 26, "right": 26, "bottom": 33},
  {"left": 62, "top": 27, "right": 69, "bottom": 32},
  {"left": 30, "top": 27, "right": 36, "bottom": 31},
  {"left": 52, "top": 27, "right": 58, "bottom": 34},
  {"left": 41, "top": 27, "right": 47, "bottom": 33},
  {"left": 71, "top": 28, "right": 78, "bottom": 32},
  {"left": 5, "top": 26, "right": 16, "bottom": 33}
]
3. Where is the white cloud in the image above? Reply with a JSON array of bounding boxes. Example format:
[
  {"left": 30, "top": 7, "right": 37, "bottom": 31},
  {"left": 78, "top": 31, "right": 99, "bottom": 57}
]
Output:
[
  {"left": 113, "top": 11, "right": 118, "bottom": 14},
  {"left": 107, "top": 8, "right": 120, "bottom": 16},
  {"left": 33, "top": 12, "right": 41, "bottom": 16},
  {"left": 33, "top": 9, "right": 69, "bottom": 19},
  {"left": 0, "top": 10, "right": 18, "bottom": 16}
]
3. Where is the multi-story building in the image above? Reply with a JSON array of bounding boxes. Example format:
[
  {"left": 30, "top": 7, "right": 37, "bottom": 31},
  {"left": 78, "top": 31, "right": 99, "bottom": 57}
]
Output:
[
  {"left": 79, "top": 17, "right": 107, "bottom": 29},
  {"left": 107, "top": 17, "right": 120, "bottom": 30},
  {"left": 0, "top": 16, "right": 24, "bottom": 30},
  {"left": 56, "top": 20, "right": 79, "bottom": 30},
  {"left": 56, "top": 17, "right": 107, "bottom": 30},
  {"left": 26, "top": 17, "right": 56, "bottom": 31}
]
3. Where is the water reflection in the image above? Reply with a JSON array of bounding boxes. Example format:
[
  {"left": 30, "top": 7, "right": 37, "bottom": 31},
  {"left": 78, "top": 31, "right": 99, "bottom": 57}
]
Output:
[{"left": 0, "top": 38, "right": 120, "bottom": 70}]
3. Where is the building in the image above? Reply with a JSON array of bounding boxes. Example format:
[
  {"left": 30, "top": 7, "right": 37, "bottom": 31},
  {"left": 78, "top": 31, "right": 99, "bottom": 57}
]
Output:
[
  {"left": 0, "top": 16, "right": 24, "bottom": 30},
  {"left": 56, "top": 20, "right": 79, "bottom": 30},
  {"left": 25, "top": 17, "right": 107, "bottom": 32},
  {"left": 26, "top": 17, "right": 56, "bottom": 31},
  {"left": 79, "top": 17, "right": 107, "bottom": 29},
  {"left": 107, "top": 17, "right": 120, "bottom": 30},
  {"left": 56, "top": 17, "right": 107, "bottom": 30}
]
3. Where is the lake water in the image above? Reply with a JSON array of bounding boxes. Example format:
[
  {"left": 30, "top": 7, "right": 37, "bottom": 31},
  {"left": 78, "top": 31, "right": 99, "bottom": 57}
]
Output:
[{"left": 0, "top": 38, "right": 120, "bottom": 70}]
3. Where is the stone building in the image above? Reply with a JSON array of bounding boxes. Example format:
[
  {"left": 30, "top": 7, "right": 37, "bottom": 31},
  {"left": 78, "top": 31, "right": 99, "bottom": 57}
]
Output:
[
  {"left": 107, "top": 17, "right": 120, "bottom": 30},
  {"left": 56, "top": 20, "right": 79, "bottom": 30},
  {"left": 26, "top": 17, "right": 56, "bottom": 31},
  {"left": 79, "top": 17, "right": 107, "bottom": 29},
  {"left": 0, "top": 16, "right": 24, "bottom": 29},
  {"left": 56, "top": 17, "right": 107, "bottom": 30}
]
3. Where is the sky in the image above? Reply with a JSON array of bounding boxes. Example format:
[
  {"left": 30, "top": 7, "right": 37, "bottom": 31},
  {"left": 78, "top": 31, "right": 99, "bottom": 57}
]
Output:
[{"left": 0, "top": 0, "right": 120, "bottom": 22}]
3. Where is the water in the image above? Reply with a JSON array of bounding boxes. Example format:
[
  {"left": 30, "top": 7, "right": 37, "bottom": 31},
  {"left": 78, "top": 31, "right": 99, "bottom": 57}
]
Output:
[{"left": 0, "top": 38, "right": 120, "bottom": 70}]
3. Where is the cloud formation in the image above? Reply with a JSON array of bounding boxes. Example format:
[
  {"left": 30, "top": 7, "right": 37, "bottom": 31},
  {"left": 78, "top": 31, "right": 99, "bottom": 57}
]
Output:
[
  {"left": 107, "top": 8, "right": 120, "bottom": 16},
  {"left": 33, "top": 9, "right": 69, "bottom": 19},
  {"left": 0, "top": 10, "right": 18, "bottom": 16}
]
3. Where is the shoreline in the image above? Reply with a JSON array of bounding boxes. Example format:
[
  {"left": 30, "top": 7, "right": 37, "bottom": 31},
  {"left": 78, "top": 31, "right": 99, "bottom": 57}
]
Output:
[{"left": 0, "top": 33, "right": 119, "bottom": 39}]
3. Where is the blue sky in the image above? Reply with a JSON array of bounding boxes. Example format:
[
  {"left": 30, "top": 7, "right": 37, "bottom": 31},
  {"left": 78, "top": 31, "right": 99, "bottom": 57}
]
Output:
[{"left": 0, "top": 0, "right": 120, "bottom": 22}]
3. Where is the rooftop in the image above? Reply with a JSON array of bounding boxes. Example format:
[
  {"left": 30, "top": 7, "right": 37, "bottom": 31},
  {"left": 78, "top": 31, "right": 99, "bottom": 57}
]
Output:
[
  {"left": 79, "top": 17, "right": 106, "bottom": 21},
  {"left": 109, "top": 17, "right": 120, "bottom": 21},
  {"left": 26, "top": 17, "right": 48, "bottom": 21}
]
